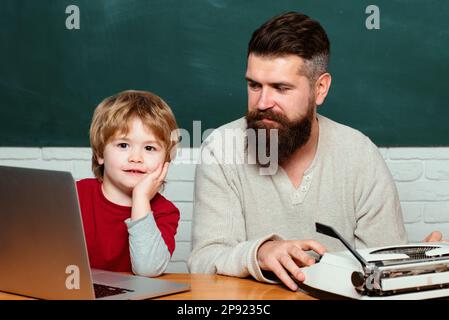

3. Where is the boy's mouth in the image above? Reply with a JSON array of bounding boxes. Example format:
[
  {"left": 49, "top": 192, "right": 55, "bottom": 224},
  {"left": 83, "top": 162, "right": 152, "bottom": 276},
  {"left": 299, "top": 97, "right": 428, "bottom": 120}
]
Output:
[{"left": 124, "top": 169, "right": 146, "bottom": 174}]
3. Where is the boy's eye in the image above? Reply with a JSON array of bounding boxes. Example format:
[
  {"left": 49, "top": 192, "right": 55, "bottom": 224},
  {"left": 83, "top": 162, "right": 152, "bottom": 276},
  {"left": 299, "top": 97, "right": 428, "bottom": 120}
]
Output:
[
  {"left": 145, "top": 146, "right": 155, "bottom": 151},
  {"left": 117, "top": 143, "right": 128, "bottom": 148}
]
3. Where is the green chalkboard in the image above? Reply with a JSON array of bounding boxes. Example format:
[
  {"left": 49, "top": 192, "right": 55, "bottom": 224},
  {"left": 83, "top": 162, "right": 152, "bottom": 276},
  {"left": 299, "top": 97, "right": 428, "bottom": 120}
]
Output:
[{"left": 1, "top": 0, "right": 449, "bottom": 146}]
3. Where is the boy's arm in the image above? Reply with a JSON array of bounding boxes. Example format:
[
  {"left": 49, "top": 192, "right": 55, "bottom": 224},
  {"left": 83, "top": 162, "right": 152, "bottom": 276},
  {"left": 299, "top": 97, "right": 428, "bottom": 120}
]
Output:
[
  {"left": 125, "top": 213, "right": 171, "bottom": 277},
  {"left": 126, "top": 162, "right": 178, "bottom": 277},
  {"left": 125, "top": 203, "right": 179, "bottom": 277}
]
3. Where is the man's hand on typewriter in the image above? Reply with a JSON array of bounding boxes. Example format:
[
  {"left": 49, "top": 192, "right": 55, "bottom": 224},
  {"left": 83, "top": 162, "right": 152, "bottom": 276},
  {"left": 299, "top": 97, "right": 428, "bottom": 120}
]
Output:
[{"left": 256, "top": 239, "right": 327, "bottom": 291}]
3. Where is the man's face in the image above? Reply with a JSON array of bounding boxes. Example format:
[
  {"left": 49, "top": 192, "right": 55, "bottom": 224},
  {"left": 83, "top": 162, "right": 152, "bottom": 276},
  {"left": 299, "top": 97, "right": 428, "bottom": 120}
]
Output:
[
  {"left": 245, "top": 54, "right": 315, "bottom": 125},
  {"left": 245, "top": 54, "right": 317, "bottom": 164}
]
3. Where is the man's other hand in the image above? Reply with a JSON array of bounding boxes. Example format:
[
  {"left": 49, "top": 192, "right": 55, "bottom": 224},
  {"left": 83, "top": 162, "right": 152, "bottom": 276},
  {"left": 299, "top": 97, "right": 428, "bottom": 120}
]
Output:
[{"left": 423, "top": 231, "right": 443, "bottom": 242}]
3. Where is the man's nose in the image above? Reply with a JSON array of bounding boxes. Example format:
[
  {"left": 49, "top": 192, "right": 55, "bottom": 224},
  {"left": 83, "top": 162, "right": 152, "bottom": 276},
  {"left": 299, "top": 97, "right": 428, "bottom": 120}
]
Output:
[{"left": 257, "top": 88, "right": 275, "bottom": 111}]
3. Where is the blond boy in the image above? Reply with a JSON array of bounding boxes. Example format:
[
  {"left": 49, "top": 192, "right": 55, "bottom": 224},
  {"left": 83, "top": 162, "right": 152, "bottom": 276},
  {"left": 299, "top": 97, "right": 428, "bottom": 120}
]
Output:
[{"left": 77, "top": 90, "right": 179, "bottom": 277}]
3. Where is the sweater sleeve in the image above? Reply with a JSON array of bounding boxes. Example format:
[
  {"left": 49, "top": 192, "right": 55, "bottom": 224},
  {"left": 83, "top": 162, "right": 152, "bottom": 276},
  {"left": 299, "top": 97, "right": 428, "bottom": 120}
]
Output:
[
  {"left": 353, "top": 137, "right": 408, "bottom": 248},
  {"left": 188, "top": 141, "right": 281, "bottom": 283},
  {"left": 125, "top": 214, "right": 171, "bottom": 277},
  {"left": 125, "top": 200, "right": 179, "bottom": 277}
]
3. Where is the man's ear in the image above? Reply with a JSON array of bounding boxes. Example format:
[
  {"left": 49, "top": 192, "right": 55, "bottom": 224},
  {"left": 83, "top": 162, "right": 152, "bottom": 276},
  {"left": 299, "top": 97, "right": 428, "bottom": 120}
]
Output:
[{"left": 314, "top": 73, "right": 332, "bottom": 106}]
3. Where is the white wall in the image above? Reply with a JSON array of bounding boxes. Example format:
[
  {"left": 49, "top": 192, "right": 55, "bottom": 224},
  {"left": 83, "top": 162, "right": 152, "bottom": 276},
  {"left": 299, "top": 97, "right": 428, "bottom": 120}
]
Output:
[
  {"left": 1, "top": 147, "right": 449, "bottom": 273},
  {"left": 382, "top": 148, "right": 449, "bottom": 242}
]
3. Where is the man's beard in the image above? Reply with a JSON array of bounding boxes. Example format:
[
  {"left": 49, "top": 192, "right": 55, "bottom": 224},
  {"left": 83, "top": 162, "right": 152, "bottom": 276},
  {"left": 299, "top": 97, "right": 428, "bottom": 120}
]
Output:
[{"left": 245, "top": 102, "right": 315, "bottom": 167}]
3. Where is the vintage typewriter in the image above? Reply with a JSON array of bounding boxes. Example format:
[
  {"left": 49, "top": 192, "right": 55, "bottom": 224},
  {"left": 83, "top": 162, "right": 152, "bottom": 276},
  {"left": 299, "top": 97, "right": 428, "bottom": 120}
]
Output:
[{"left": 299, "top": 223, "right": 449, "bottom": 300}]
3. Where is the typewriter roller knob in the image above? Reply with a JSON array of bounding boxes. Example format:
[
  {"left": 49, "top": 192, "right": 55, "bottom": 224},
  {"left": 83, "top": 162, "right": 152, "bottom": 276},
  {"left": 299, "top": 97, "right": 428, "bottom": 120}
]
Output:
[{"left": 351, "top": 271, "right": 365, "bottom": 289}]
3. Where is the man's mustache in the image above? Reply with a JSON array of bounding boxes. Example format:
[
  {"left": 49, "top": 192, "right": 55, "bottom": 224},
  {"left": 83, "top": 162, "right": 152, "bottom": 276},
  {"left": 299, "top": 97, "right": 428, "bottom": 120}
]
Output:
[{"left": 247, "top": 110, "right": 288, "bottom": 125}]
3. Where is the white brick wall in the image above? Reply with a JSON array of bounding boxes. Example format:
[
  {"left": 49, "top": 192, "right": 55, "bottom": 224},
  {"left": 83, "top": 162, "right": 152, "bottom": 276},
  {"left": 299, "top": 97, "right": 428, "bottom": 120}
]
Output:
[
  {"left": 1, "top": 147, "right": 449, "bottom": 272},
  {"left": 385, "top": 148, "right": 449, "bottom": 241}
]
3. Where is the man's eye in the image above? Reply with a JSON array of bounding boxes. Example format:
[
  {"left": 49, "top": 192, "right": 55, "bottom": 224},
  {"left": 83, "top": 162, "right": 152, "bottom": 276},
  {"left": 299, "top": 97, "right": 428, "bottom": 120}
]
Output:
[
  {"left": 248, "top": 82, "right": 261, "bottom": 90},
  {"left": 276, "top": 87, "right": 289, "bottom": 93}
]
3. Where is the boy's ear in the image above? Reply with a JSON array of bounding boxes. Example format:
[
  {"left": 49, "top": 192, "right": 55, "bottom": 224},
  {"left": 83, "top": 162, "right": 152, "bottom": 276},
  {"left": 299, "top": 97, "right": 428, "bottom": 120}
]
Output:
[{"left": 97, "top": 155, "right": 104, "bottom": 165}]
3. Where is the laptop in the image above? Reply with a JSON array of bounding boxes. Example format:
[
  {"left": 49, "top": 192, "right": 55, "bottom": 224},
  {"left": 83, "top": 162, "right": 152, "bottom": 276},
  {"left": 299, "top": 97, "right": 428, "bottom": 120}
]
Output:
[{"left": 0, "top": 165, "right": 190, "bottom": 300}]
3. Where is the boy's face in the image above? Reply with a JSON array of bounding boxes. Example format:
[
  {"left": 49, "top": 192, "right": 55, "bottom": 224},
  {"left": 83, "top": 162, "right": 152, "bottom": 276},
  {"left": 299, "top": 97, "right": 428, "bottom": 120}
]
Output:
[{"left": 98, "top": 117, "right": 166, "bottom": 204}]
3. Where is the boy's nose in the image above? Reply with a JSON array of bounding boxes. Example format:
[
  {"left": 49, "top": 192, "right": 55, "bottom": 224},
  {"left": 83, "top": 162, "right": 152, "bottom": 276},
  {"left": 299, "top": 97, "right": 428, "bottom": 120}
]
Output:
[{"left": 128, "top": 150, "right": 143, "bottom": 163}]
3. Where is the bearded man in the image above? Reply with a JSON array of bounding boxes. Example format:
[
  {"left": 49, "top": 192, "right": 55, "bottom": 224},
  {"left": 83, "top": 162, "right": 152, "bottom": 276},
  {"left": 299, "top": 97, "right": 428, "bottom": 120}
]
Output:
[{"left": 188, "top": 12, "right": 442, "bottom": 291}]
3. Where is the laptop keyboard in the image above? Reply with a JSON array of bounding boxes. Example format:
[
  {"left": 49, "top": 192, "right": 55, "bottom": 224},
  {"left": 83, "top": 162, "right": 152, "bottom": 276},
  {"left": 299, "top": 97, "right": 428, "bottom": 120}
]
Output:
[{"left": 93, "top": 283, "right": 134, "bottom": 298}]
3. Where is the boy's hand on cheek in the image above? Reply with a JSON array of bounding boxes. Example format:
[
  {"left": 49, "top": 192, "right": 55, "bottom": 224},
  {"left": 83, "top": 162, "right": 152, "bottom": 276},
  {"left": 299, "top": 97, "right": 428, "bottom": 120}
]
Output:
[
  {"left": 132, "top": 162, "right": 169, "bottom": 201},
  {"left": 130, "top": 162, "right": 169, "bottom": 221}
]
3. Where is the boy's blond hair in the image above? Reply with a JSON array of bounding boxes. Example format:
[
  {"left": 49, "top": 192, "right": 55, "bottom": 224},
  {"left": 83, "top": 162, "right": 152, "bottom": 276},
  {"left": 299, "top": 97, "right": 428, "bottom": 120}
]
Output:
[{"left": 90, "top": 90, "right": 179, "bottom": 180}]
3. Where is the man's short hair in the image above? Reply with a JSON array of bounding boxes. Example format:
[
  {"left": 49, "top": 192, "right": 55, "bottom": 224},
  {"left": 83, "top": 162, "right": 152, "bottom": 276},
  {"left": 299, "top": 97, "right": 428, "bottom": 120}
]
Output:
[
  {"left": 247, "top": 11, "right": 330, "bottom": 83},
  {"left": 89, "top": 90, "right": 179, "bottom": 180}
]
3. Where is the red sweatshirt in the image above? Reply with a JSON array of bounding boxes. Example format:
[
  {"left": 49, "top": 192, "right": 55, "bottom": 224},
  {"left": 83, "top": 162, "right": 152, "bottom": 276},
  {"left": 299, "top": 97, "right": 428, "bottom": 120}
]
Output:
[{"left": 76, "top": 178, "right": 179, "bottom": 272}]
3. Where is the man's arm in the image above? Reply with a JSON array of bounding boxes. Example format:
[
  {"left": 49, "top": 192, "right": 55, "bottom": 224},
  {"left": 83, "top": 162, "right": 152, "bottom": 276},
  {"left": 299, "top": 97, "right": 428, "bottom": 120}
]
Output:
[
  {"left": 353, "top": 137, "right": 408, "bottom": 248},
  {"left": 188, "top": 142, "right": 280, "bottom": 282},
  {"left": 353, "top": 140, "right": 446, "bottom": 245}
]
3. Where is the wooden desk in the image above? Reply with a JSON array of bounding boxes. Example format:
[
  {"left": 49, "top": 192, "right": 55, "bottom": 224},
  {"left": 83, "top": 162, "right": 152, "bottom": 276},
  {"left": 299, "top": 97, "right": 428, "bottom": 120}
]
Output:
[
  {"left": 0, "top": 273, "right": 315, "bottom": 300},
  {"left": 156, "top": 274, "right": 315, "bottom": 300}
]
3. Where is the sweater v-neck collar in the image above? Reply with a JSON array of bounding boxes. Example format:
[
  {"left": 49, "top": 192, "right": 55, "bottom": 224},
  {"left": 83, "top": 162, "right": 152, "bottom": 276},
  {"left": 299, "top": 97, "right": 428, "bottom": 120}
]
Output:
[{"left": 273, "top": 114, "right": 325, "bottom": 203}]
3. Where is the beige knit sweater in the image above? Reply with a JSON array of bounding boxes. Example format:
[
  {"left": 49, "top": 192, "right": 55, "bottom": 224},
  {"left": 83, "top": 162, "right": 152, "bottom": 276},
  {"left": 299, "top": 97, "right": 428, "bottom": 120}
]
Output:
[{"left": 188, "top": 114, "right": 407, "bottom": 283}]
